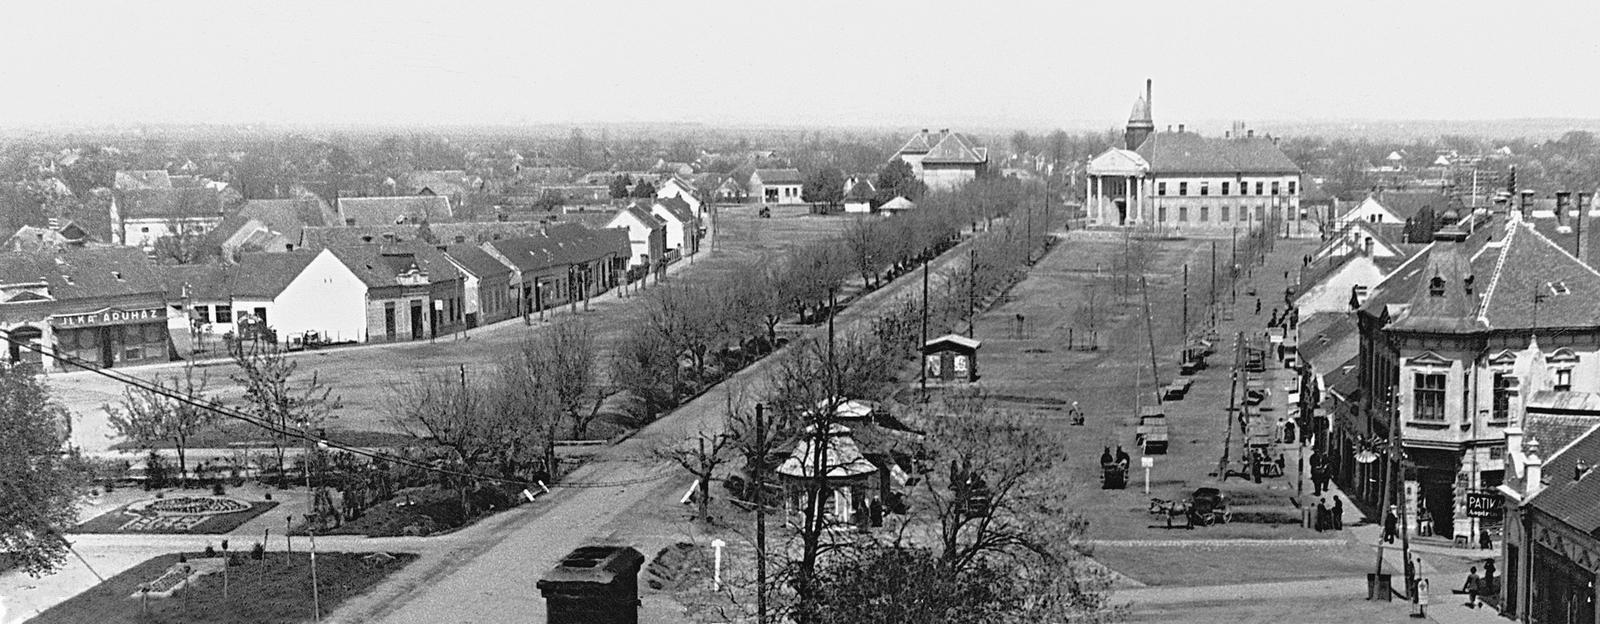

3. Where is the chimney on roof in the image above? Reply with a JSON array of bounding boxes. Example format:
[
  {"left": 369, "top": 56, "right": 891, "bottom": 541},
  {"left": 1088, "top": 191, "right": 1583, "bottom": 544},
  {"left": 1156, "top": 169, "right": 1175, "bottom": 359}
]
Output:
[
  {"left": 285, "top": 244, "right": 294, "bottom": 252},
  {"left": 1247, "top": 129, "right": 1255, "bottom": 138},
  {"left": 1525, "top": 437, "right": 1544, "bottom": 496},
  {"left": 921, "top": 128, "right": 928, "bottom": 134},
  {"left": 1520, "top": 189, "right": 1535, "bottom": 217},
  {"left": 1178, "top": 124, "right": 1185, "bottom": 133},
  {"left": 1557, "top": 191, "right": 1572, "bottom": 222},
  {"left": 1578, "top": 459, "right": 1592, "bottom": 482}
]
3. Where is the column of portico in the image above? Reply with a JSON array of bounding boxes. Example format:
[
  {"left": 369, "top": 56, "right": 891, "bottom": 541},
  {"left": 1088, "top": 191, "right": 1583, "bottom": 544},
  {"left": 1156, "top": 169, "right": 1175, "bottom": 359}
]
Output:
[
  {"left": 1124, "top": 176, "right": 1134, "bottom": 226},
  {"left": 1086, "top": 174, "right": 1095, "bottom": 224}
]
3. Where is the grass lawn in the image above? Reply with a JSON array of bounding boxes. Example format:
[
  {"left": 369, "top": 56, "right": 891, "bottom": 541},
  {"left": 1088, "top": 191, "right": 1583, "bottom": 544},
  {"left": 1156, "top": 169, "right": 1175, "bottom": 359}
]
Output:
[
  {"left": 958, "top": 232, "right": 1327, "bottom": 541},
  {"left": 1122, "top": 594, "right": 1420, "bottom": 624},
  {"left": 1092, "top": 541, "right": 1377, "bottom": 586},
  {"left": 28, "top": 551, "right": 418, "bottom": 624},
  {"left": 72, "top": 499, "right": 278, "bottom": 534}
]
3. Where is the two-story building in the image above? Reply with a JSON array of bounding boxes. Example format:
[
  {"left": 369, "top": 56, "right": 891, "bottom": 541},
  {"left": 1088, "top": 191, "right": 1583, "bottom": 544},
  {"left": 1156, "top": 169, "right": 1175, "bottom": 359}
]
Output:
[
  {"left": 1085, "top": 81, "right": 1303, "bottom": 233},
  {"left": 1357, "top": 212, "right": 1600, "bottom": 539},
  {"left": 1499, "top": 422, "right": 1600, "bottom": 624}
]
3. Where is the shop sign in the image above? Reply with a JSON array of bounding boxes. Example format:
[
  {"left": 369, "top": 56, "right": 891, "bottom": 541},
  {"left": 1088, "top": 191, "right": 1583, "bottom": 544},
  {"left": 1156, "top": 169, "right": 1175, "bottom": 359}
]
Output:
[
  {"left": 1466, "top": 491, "right": 1502, "bottom": 519},
  {"left": 52, "top": 307, "right": 165, "bottom": 328}
]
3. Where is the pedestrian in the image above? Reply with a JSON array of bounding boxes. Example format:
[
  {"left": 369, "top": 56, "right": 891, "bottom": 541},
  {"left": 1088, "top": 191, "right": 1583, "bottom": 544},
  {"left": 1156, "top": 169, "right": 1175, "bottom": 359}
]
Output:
[
  {"left": 1255, "top": 297, "right": 1261, "bottom": 315},
  {"left": 1384, "top": 506, "right": 1400, "bottom": 544},
  {"left": 1284, "top": 270, "right": 1290, "bottom": 280},
  {"left": 1479, "top": 528, "right": 1493, "bottom": 550},
  {"left": 1484, "top": 559, "right": 1497, "bottom": 595},
  {"left": 1462, "top": 566, "right": 1481, "bottom": 608},
  {"left": 1315, "top": 498, "right": 1329, "bottom": 532},
  {"left": 1331, "top": 497, "right": 1343, "bottom": 529}
]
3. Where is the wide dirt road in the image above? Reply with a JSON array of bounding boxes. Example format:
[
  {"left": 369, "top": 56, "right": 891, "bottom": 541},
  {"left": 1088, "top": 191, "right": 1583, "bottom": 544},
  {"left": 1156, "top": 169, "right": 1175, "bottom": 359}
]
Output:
[{"left": 329, "top": 225, "right": 990, "bottom": 624}]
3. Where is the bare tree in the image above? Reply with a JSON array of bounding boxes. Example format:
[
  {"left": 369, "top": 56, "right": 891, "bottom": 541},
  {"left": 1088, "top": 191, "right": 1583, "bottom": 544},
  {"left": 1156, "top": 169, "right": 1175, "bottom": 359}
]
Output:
[
  {"left": 103, "top": 365, "right": 217, "bottom": 488},
  {"left": 228, "top": 341, "right": 341, "bottom": 484}
]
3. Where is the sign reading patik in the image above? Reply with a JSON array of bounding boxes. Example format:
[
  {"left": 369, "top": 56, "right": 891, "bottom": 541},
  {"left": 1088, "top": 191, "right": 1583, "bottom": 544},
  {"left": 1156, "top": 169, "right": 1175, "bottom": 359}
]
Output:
[{"left": 1465, "top": 491, "right": 1502, "bottom": 519}]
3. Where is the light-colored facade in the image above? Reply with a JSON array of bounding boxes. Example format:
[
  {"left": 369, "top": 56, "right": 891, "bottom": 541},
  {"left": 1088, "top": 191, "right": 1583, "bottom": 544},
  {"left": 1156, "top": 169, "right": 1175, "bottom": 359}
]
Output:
[{"left": 749, "top": 169, "right": 805, "bottom": 205}]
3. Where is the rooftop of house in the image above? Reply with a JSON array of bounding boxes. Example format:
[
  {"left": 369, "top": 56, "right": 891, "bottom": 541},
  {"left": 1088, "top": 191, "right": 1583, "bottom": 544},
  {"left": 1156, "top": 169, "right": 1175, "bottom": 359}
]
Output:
[
  {"left": 921, "top": 132, "right": 989, "bottom": 166},
  {"left": 335, "top": 196, "right": 453, "bottom": 227},
  {"left": 1525, "top": 422, "right": 1600, "bottom": 536},
  {"left": 753, "top": 168, "right": 804, "bottom": 185},
  {"left": 443, "top": 245, "right": 513, "bottom": 279},
  {"left": 327, "top": 240, "right": 461, "bottom": 289},
  {"left": 1297, "top": 312, "right": 1360, "bottom": 374},
  {"left": 481, "top": 225, "right": 628, "bottom": 273},
  {"left": 113, "top": 170, "right": 172, "bottom": 191},
  {"left": 161, "top": 263, "right": 234, "bottom": 301},
  {"left": 845, "top": 179, "right": 877, "bottom": 202},
  {"left": 651, "top": 196, "right": 696, "bottom": 223},
  {"left": 0, "top": 247, "right": 166, "bottom": 301},
  {"left": 896, "top": 130, "right": 940, "bottom": 156},
  {"left": 1359, "top": 215, "right": 1600, "bottom": 334},
  {"left": 615, "top": 204, "right": 665, "bottom": 229},
  {"left": 239, "top": 198, "right": 338, "bottom": 235},
  {"left": 116, "top": 187, "right": 223, "bottom": 220},
  {"left": 229, "top": 251, "right": 319, "bottom": 298},
  {"left": 1133, "top": 131, "right": 1300, "bottom": 175}
]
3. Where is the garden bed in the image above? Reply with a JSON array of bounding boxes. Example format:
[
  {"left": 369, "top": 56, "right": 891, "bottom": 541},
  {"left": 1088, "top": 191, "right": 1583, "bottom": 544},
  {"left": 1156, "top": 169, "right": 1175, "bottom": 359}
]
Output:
[
  {"left": 310, "top": 484, "right": 520, "bottom": 537},
  {"left": 28, "top": 550, "right": 418, "bottom": 624},
  {"left": 72, "top": 497, "right": 278, "bottom": 534}
]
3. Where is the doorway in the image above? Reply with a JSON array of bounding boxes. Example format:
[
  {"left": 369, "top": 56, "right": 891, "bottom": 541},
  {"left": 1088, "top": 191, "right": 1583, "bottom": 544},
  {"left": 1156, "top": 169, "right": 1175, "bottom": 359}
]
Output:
[
  {"left": 1116, "top": 199, "right": 1127, "bottom": 225},
  {"left": 410, "top": 303, "right": 423, "bottom": 339}
]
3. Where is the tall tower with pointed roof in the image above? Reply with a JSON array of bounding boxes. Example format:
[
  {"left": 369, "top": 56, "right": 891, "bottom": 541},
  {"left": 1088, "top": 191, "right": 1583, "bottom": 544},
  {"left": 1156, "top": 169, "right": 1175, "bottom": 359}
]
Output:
[{"left": 1125, "top": 79, "right": 1154, "bottom": 151}]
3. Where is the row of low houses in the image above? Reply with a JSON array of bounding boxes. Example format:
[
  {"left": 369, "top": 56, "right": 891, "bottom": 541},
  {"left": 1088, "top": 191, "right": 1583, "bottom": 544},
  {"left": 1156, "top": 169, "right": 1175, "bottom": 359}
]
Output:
[{"left": 1289, "top": 192, "right": 1600, "bottom": 623}]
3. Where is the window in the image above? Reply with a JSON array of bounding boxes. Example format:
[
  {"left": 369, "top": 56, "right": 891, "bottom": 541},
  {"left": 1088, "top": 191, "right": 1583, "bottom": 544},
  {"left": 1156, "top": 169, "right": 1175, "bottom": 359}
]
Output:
[
  {"left": 1272, "top": 181, "right": 1281, "bottom": 196},
  {"left": 1240, "top": 181, "right": 1249, "bottom": 196},
  {"left": 1369, "top": 214, "right": 1382, "bottom": 223},
  {"left": 1200, "top": 206, "right": 1209, "bottom": 221},
  {"left": 1555, "top": 368, "right": 1572, "bottom": 392},
  {"left": 1220, "top": 205, "right": 1230, "bottom": 221},
  {"left": 1414, "top": 373, "right": 1446, "bottom": 421},
  {"left": 1179, "top": 182, "right": 1188, "bottom": 196},
  {"left": 1200, "top": 182, "right": 1209, "bottom": 196},
  {"left": 1158, "top": 182, "right": 1167, "bottom": 196},
  {"left": 141, "top": 227, "right": 150, "bottom": 233},
  {"left": 1255, "top": 182, "right": 1264, "bottom": 195},
  {"left": 1257, "top": 205, "right": 1266, "bottom": 221},
  {"left": 1158, "top": 206, "right": 1168, "bottom": 222},
  {"left": 192, "top": 306, "right": 211, "bottom": 323},
  {"left": 1289, "top": 180, "right": 1298, "bottom": 195},
  {"left": 215, "top": 305, "right": 232, "bottom": 323},
  {"left": 1179, "top": 206, "right": 1188, "bottom": 221},
  {"left": 1492, "top": 373, "right": 1518, "bottom": 422},
  {"left": 1222, "top": 182, "right": 1231, "bottom": 196}
]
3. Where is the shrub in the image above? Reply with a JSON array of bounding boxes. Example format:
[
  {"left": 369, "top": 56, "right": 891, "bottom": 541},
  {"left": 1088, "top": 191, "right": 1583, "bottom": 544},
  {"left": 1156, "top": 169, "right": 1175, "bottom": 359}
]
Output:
[
  {"left": 250, "top": 542, "right": 265, "bottom": 560},
  {"left": 212, "top": 482, "right": 226, "bottom": 496},
  {"left": 204, "top": 545, "right": 216, "bottom": 558}
]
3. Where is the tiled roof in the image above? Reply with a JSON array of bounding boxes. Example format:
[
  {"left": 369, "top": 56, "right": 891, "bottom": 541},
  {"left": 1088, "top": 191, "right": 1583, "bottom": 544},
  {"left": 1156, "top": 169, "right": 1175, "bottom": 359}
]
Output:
[
  {"left": 114, "top": 170, "right": 172, "bottom": 191},
  {"left": 0, "top": 247, "right": 165, "bottom": 300},
  {"left": 117, "top": 187, "right": 223, "bottom": 219},
  {"left": 325, "top": 241, "right": 460, "bottom": 289},
  {"left": 1526, "top": 423, "right": 1600, "bottom": 535},
  {"left": 1478, "top": 221, "right": 1600, "bottom": 330},
  {"left": 617, "top": 204, "right": 664, "bottom": 229},
  {"left": 443, "top": 245, "right": 512, "bottom": 279},
  {"left": 921, "top": 133, "right": 987, "bottom": 165},
  {"left": 845, "top": 179, "right": 876, "bottom": 201},
  {"left": 402, "top": 170, "right": 474, "bottom": 197},
  {"left": 1386, "top": 243, "right": 1483, "bottom": 333},
  {"left": 239, "top": 198, "right": 337, "bottom": 234},
  {"left": 1371, "top": 190, "right": 1454, "bottom": 221},
  {"left": 1297, "top": 312, "right": 1359, "bottom": 374},
  {"left": 161, "top": 263, "right": 233, "bottom": 300},
  {"left": 896, "top": 130, "right": 938, "bottom": 155},
  {"left": 1523, "top": 209, "right": 1600, "bottom": 270},
  {"left": 230, "top": 251, "right": 318, "bottom": 298},
  {"left": 335, "top": 196, "right": 453, "bottom": 226},
  {"left": 652, "top": 196, "right": 696, "bottom": 224},
  {"left": 753, "top": 168, "right": 803, "bottom": 185},
  {"left": 481, "top": 226, "right": 624, "bottom": 274},
  {"left": 880, "top": 196, "right": 916, "bottom": 210},
  {"left": 1134, "top": 131, "right": 1300, "bottom": 175}
]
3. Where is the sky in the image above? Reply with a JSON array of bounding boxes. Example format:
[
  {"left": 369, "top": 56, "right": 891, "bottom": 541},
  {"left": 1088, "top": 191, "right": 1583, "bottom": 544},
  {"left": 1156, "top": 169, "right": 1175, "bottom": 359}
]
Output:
[{"left": 2, "top": 0, "right": 1599, "bottom": 130}]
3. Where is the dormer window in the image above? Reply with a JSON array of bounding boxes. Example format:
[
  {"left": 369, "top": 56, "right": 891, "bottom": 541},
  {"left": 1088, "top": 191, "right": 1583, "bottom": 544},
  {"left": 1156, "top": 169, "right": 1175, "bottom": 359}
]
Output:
[
  {"left": 1464, "top": 275, "right": 1475, "bottom": 295},
  {"left": 112, "top": 271, "right": 122, "bottom": 280},
  {"left": 1550, "top": 281, "right": 1570, "bottom": 295},
  {"left": 1428, "top": 276, "right": 1446, "bottom": 297}
]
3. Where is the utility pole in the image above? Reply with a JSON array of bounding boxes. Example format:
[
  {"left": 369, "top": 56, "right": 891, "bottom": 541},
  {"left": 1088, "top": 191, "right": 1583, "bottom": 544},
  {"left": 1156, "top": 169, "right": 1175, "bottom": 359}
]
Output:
[
  {"left": 921, "top": 259, "right": 929, "bottom": 400},
  {"left": 754, "top": 403, "right": 768, "bottom": 624},
  {"left": 968, "top": 249, "right": 977, "bottom": 337},
  {"left": 1182, "top": 264, "right": 1189, "bottom": 344},
  {"left": 1141, "top": 275, "right": 1162, "bottom": 405},
  {"left": 1210, "top": 241, "right": 1217, "bottom": 328}
]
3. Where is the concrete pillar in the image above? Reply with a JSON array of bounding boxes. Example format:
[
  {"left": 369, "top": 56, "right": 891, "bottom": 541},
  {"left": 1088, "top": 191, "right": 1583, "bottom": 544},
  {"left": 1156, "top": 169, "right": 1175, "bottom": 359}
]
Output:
[{"left": 1085, "top": 175, "right": 1093, "bottom": 223}]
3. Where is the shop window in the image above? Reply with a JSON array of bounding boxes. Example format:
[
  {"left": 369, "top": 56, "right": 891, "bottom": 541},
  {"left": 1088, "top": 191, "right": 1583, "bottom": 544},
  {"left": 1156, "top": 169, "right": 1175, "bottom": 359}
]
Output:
[
  {"left": 1414, "top": 372, "right": 1446, "bottom": 421},
  {"left": 192, "top": 306, "right": 211, "bottom": 323},
  {"left": 1492, "top": 373, "right": 1517, "bottom": 421}
]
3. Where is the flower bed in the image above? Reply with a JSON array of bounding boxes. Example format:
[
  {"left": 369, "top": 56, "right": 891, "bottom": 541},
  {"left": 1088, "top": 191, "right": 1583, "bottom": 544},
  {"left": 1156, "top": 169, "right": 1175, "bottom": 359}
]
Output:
[{"left": 71, "top": 497, "right": 278, "bottom": 535}]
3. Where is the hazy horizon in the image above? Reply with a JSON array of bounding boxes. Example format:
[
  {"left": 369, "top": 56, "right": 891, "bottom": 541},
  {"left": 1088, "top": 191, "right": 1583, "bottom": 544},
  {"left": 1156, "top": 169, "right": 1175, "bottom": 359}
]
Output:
[{"left": 4, "top": 0, "right": 1600, "bottom": 132}]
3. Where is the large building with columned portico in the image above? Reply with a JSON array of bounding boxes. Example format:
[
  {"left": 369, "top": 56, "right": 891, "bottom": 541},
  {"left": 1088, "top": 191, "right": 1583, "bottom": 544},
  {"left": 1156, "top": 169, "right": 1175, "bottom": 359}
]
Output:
[{"left": 1085, "top": 81, "right": 1305, "bottom": 234}]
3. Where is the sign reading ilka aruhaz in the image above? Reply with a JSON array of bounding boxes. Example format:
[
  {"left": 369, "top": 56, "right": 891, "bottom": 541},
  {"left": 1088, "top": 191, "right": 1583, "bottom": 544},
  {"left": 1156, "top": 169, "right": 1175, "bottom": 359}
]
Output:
[{"left": 52, "top": 307, "right": 165, "bottom": 328}]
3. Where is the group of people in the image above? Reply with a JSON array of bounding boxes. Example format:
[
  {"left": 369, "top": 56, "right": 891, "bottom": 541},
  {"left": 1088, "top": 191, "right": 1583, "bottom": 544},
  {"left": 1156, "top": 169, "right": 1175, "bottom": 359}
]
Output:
[
  {"left": 1308, "top": 449, "right": 1334, "bottom": 495},
  {"left": 1313, "top": 496, "right": 1344, "bottom": 531}
]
